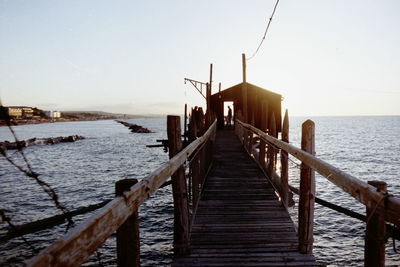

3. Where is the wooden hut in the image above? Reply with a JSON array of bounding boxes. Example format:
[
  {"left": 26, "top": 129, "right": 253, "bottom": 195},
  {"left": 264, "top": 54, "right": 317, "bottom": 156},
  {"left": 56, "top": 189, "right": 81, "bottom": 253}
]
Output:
[{"left": 210, "top": 82, "right": 282, "bottom": 133}]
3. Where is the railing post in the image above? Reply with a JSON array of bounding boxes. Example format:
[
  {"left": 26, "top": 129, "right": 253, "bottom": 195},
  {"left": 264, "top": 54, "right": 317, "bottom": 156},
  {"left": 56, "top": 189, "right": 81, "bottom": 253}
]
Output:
[
  {"left": 206, "top": 83, "right": 211, "bottom": 128},
  {"left": 184, "top": 104, "right": 188, "bottom": 142},
  {"left": 365, "top": 180, "right": 387, "bottom": 267},
  {"left": 298, "top": 120, "right": 315, "bottom": 254},
  {"left": 247, "top": 130, "right": 253, "bottom": 154},
  {"left": 243, "top": 128, "right": 248, "bottom": 148},
  {"left": 167, "top": 115, "right": 190, "bottom": 256},
  {"left": 267, "top": 113, "right": 276, "bottom": 177},
  {"left": 189, "top": 113, "right": 200, "bottom": 207},
  {"left": 258, "top": 102, "right": 267, "bottom": 167},
  {"left": 281, "top": 109, "right": 289, "bottom": 207},
  {"left": 115, "top": 179, "right": 140, "bottom": 267}
]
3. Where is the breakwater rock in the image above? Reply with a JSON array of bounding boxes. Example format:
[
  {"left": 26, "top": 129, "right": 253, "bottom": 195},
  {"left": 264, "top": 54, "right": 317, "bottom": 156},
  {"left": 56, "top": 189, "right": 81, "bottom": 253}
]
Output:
[
  {"left": 0, "top": 135, "right": 85, "bottom": 151},
  {"left": 115, "top": 120, "right": 152, "bottom": 133}
]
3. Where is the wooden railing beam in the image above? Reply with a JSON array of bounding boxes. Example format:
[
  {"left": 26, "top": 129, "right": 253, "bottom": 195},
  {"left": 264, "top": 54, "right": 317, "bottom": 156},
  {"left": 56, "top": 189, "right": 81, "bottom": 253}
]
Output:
[{"left": 27, "top": 120, "right": 217, "bottom": 266}]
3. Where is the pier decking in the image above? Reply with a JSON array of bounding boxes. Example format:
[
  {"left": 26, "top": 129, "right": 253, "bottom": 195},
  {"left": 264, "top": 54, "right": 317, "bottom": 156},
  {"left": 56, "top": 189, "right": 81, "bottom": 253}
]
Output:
[{"left": 173, "top": 130, "right": 319, "bottom": 266}]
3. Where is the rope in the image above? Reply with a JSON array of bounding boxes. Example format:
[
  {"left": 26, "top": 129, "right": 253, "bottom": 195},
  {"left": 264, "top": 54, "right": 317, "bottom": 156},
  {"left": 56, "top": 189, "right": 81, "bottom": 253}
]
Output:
[{"left": 247, "top": 0, "right": 281, "bottom": 61}]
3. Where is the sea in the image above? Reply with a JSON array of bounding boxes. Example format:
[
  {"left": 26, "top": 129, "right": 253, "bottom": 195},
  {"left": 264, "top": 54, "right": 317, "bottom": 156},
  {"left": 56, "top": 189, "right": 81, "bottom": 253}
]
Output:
[{"left": 0, "top": 116, "right": 399, "bottom": 266}]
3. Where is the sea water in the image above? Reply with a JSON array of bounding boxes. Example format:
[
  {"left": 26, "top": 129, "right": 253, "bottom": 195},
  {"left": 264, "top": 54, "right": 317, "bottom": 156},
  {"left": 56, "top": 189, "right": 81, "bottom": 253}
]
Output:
[{"left": 0, "top": 116, "right": 399, "bottom": 266}]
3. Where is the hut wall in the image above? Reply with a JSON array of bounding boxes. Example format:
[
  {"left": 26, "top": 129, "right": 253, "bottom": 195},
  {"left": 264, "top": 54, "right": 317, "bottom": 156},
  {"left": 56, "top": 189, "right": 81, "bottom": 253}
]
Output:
[{"left": 210, "top": 82, "right": 282, "bottom": 132}]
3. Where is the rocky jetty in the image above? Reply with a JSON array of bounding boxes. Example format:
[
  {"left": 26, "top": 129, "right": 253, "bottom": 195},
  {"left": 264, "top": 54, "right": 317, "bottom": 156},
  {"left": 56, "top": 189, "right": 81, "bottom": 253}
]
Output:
[
  {"left": 0, "top": 135, "right": 85, "bottom": 151},
  {"left": 115, "top": 120, "right": 152, "bottom": 133}
]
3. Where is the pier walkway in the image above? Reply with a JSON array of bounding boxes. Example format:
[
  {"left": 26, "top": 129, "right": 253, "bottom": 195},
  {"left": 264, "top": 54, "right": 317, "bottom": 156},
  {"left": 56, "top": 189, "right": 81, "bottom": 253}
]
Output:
[{"left": 173, "top": 130, "right": 319, "bottom": 266}]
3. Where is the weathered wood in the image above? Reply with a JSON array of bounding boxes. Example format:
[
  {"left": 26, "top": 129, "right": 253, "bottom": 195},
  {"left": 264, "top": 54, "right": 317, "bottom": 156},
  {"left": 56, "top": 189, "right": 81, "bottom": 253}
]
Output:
[
  {"left": 365, "top": 181, "right": 387, "bottom": 267},
  {"left": 184, "top": 104, "right": 187, "bottom": 142},
  {"left": 258, "top": 102, "right": 268, "bottom": 167},
  {"left": 298, "top": 120, "right": 315, "bottom": 254},
  {"left": 267, "top": 112, "right": 276, "bottom": 177},
  {"left": 243, "top": 127, "right": 248, "bottom": 148},
  {"left": 247, "top": 130, "right": 253, "bottom": 154},
  {"left": 167, "top": 115, "right": 190, "bottom": 255},
  {"left": 241, "top": 53, "right": 248, "bottom": 123},
  {"left": 281, "top": 109, "right": 289, "bottom": 207},
  {"left": 189, "top": 108, "right": 197, "bottom": 141},
  {"left": 173, "top": 129, "right": 318, "bottom": 267},
  {"left": 3, "top": 200, "right": 110, "bottom": 242},
  {"left": 235, "top": 119, "right": 400, "bottom": 225},
  {"left": 115, "top": 179, "right": 140, "bottom": 267},
  {"left": 27, "top": 120, "right": 217, "bottom": 266},
  {"left": 206, "top": 83, "right": 212, "bottom": 127},
  {"left": 191, "top": 155, "right": 201, "bottom": 210}
]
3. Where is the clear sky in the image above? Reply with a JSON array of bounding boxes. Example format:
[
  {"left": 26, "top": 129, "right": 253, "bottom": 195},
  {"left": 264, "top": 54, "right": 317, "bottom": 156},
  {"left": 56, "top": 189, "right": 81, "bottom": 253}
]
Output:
[{"left": 1, "top": 0, "right": 399, "bottom": 116}]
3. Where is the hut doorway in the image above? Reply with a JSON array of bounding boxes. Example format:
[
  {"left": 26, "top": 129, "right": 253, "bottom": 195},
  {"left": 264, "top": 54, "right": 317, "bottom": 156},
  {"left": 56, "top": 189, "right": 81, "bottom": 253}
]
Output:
[{"left": 223, "top": 101, "right": 234, "bottom": 128}]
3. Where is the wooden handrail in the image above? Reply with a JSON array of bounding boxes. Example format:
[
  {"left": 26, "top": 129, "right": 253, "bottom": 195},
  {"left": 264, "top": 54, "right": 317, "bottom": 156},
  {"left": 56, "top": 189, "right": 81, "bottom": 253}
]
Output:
[
  {"left": 27, "top": 120, "right": 217, "bottom": 266},
  {"left": 236, "top": 119, "right": 400, "bottom": 226}
]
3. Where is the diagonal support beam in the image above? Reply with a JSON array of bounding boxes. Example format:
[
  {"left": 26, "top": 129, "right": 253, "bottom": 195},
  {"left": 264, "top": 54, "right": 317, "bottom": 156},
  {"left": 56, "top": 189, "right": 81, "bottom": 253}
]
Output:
[{"left": 184, "top": 78, "right": 207, "bottom": 99}]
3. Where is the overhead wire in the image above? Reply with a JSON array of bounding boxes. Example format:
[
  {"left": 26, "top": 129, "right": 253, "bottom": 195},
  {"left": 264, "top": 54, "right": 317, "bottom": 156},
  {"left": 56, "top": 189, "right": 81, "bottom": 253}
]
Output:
[{"left": 247, "top": 0, "right": 281, "bottom": 61}]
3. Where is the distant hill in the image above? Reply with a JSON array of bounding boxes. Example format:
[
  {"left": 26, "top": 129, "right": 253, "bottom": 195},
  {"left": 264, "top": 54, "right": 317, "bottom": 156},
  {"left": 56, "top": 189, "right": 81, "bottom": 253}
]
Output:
[{"left": 61, "top": 111, "right": 163, "bottom": 120}]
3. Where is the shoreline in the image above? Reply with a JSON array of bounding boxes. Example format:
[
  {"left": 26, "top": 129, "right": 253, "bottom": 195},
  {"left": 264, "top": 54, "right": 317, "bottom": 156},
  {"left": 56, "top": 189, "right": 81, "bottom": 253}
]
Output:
[{"left": 0, "top": 116, "right": 164, "bottom": 127}]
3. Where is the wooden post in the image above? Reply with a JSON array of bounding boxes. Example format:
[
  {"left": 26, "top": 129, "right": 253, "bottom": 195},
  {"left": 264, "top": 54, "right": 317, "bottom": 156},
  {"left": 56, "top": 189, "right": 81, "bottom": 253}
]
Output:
[
  {"left": 298, "top": 120, "right": 315, "bottom": 254},
  {"left": 115, "top": 179, "right": 140, "bottom": 267},
  {"left": 242, "top": 53, "right": 248, "bottom": 123},
  {"left": 198, "top": 108, "right": 205, "bottom": 135},
  {"left": 206, "top": 83, "right": 212, "bottom": 127},
  {"left": 191, "top": 155, "right": 201, "bottom": 208},
  {"left": 218, "top": 82, "right": 221, "bottom": 93},
  {"left": 258, "top": 102, "right": 267, "bottom": 167},
  {"left": 184, "top": 104, "right": 187, "bottom": 142},
  {"left": 247, "top": 130, "right": 253, "bottom": 154},
  {"left": 365, "top": 181, "right": 387, "bottom": 267},
  {"left": 189, "top": 108, "right": 197, "bottom": 141},
  {"left": 167, "top": 116, "right": 190, "bottom": 256},
  {"left": 281, "top": 109, "right": 289, "bottom": 207},
  {"left": 209, "top": 63, "right": 213, "bottom": 90},
  {"left": 267, "top": 113, "right": 276, "bottom": 176},
  {"left": 189, "top": 113, "right": 200, "bottom": 207}
]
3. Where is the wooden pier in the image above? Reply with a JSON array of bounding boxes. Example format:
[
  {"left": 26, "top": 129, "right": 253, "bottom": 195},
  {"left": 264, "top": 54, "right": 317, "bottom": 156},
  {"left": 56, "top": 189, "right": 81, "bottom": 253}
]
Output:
[
  {"left": 26, "top": 57, "right": 400, "bottom": 267},
  {"left": 173, "top": 129, "right": 318, "bottom": 266}
]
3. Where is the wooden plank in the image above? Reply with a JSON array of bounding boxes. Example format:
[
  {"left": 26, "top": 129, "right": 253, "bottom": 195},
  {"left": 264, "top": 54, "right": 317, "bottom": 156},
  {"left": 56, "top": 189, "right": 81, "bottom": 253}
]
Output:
[{"left": 173, "top": 129, "right": 319, "bottom": 267}]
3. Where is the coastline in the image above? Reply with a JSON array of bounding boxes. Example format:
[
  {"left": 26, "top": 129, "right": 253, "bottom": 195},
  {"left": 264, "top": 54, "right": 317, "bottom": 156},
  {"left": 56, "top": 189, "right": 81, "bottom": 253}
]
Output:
[{"left": 0, "top": 113, "right": 165, "bottom": 127}]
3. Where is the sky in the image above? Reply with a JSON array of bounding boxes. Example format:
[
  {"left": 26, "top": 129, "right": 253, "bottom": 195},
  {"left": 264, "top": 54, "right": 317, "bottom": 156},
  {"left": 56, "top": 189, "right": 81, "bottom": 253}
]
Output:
[{"left": 0, "top": 0, "right": 399, "bottom": 116}]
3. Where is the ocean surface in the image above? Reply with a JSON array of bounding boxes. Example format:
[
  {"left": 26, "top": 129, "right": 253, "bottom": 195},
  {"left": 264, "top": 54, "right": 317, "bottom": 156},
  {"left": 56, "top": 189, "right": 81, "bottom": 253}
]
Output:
[{"left": 0, "top": 116, "right": 399, "bottom": 266}]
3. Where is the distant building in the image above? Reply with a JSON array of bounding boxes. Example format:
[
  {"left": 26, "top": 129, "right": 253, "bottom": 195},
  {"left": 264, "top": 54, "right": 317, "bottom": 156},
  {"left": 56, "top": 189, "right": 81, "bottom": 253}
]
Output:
[
  {"left": 7, "top": 107, "right": 23, "bottom": 118},
  {"left": 22, "top": 107, "right": 34, "bottom": 118},
  {"left": 5, "top": 106, "right": 36, "bottom": 119},
  {"left": 44, "top": 111, "right": 61, "bottom": 118}
]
